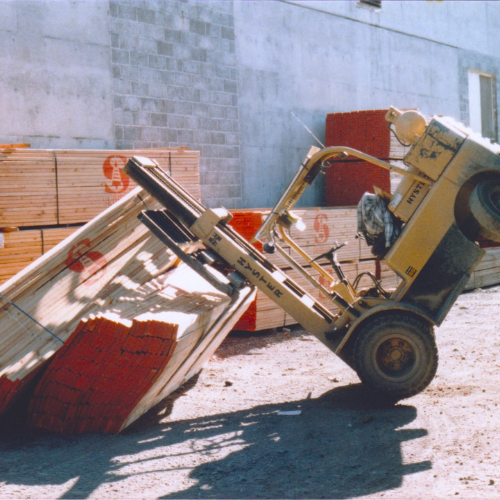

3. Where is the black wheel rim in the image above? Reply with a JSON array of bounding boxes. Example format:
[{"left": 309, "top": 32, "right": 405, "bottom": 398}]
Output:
[{"left": 375, "top": 336, "right": 416, "bottom": 378}]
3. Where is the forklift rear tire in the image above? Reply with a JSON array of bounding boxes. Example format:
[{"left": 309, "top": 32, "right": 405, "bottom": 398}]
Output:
[
  {"left": 352, "top": 312, "right": 438, "bottom": 400},
  {"left": 470, "top": 177, "right": 500, "bottom": 242}
]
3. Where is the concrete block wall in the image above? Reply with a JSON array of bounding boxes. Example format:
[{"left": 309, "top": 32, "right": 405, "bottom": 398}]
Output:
[{"left": 109, "top": 0, "right": 242, "bottom": 208}]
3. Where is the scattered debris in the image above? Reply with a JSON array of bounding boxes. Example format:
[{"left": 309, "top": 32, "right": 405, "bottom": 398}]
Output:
[{"left": 278, "top": 410, "right": 302, "bottom": 416}]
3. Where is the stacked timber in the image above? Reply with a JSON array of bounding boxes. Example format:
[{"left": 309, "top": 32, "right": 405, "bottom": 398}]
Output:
[
  {"left": 465, "top": 248, "right": 500, "bottom": 290},
  {"left": 0, "top": 183, "right": 254, "bottom": 433},
  {"left": 0, "top": 227, "right": 76, "bottom": 283},
  {"left": 230, "top": 207, "right": 400, "bottom": 331},
  {"left": 0, "top": 146, "right": 200, "bottom": 285},
  {"left": 28, "top": 264, "right": 254, "bottom": 434},
  {"left": 0, "top": 147, "right": 200, "bottom": 226}
]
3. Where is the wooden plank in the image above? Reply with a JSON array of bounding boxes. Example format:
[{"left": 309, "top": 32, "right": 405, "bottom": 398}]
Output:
[
  {"left": 0, "top": 144, "right": 31, "bottom": 150},
  {"left": 465, "top": 248, "right": 500, "bottom": 290}
]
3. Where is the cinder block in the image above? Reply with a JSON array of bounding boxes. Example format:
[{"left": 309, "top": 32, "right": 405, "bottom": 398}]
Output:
[
  {"left": 221, "top": 26, "right": 235, "bottom": 41},
  {"left": 137, "top": 7, "right": 155, "bottom": 25},
  {"left": 157, "top": 40, "right": 174, "bottom": 56},
  {"left": 210, "top": 131, "right": 226, "bottom": 145},
  {"left": 151, "top": 113, "right": 168, "bottom": 127},
  {"left": 189, "top": 19, "right": 207, "bottom": 36}
]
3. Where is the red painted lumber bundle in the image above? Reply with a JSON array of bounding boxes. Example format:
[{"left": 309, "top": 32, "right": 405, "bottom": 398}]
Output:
[
  {"left": 29, "top": 316, "right": 178, "bottom": 434},
  {"left": 228, "top": 210, "right": 265, "bottom": 252},
  {"left": 325, "top": 110, "right": 392, "bottom": 206},
  {"left": 26, "top": 261, "right": 255, "bottom": 434}
]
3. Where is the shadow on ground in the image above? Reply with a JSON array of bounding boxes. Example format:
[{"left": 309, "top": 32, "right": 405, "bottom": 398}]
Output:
[{"left": 0, "top": 381, "right": 430, "bottom": 499}]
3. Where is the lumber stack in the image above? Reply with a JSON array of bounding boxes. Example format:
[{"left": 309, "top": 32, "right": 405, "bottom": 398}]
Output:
[
  {"left": 0, "top": 227, "right": 77, "bottom": 284},
  {"left": 0, "top": 147, "right": 200, "bottom": 227},
  {"left": 324, "top": 110, "right": 392, "bottom": 206},
  {"left": 230, "top": 207, "right": 401, "bottom": 331},
  {"left": 0, "top": 146, "right": 201, "bottom": 285},
  {"left": 0, "top": 187, "right": 175, "bottom": 416},
  {"left": 465, "top": 248, "right": 500, "bottom": 290},
  {"left": 27, "top": 264, "right": 254, "bottom": 434}
]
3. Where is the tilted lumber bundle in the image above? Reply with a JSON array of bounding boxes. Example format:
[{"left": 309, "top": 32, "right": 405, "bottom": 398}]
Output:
[
  {"left": 28, "top": 264, "right": 254, "bottom": 434},
  {"left": 0, "top": 147, "right": 200, "bottom": 227},
  {"left": 0, "top": 187, "right": 181, "bottom": 416}
]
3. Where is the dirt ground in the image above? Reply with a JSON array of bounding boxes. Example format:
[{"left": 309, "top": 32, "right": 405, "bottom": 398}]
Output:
[{"left": 1, "top": 285, "right": 500, "bottom": 499}]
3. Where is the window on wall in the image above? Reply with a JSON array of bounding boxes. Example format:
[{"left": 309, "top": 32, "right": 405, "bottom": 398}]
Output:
[
  {"left": 358, "top": 0, "right": 381, "bottom": 8},
  {"left": 468, "top": 70, "right": 496, "bottom": 139}
]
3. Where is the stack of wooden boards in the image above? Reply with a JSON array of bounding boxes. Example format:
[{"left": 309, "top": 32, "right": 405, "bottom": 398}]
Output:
[
  {"left": 0, "top": 147, "right": 200, "bottom": 284},
  {"left": 228, "top": 208, "right": 500, "bottom": 332},
  {"left": 229, "top": 207, "right": 400, "bottom": 331},
  {"left": 0, "top": 186, "right": 254, "bottom": 433}
]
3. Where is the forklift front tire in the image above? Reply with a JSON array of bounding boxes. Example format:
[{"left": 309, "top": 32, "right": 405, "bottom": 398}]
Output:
[
  {"left": 470, "top": 177, "right": 500, "bottom": 242},
  {"left": 352, "top": 312, "right": 438, "bottom": 400}
]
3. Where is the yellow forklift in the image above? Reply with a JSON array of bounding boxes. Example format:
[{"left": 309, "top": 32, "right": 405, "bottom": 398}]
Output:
[{"left": 124, "top": 107, "right": 500, "bottom": 400}]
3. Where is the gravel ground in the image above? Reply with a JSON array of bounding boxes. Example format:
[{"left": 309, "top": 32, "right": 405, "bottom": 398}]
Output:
[{"left": 1, "top": 285, "right": 500, "bottom": 499}]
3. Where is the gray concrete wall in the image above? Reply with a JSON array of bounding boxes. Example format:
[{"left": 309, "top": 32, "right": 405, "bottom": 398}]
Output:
[
  {"left": 0, "top": 1, "right": 114, "bottom": 149},
  {"left": 288, "top": 1, "right": 500, "bottom": 59},
  {"left": 233, "top": 0, "right": 480, "bottom": 208}
]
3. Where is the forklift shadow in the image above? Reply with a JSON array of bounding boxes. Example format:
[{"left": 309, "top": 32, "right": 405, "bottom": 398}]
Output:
[
  {"left": 156, "top": 382, "right": 430, "bottom": 499},
  {"left": 0, "top": 382, "right": 430, "bottom": 499}
]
